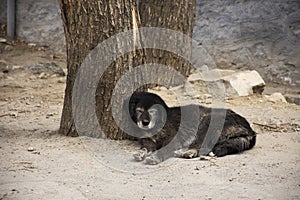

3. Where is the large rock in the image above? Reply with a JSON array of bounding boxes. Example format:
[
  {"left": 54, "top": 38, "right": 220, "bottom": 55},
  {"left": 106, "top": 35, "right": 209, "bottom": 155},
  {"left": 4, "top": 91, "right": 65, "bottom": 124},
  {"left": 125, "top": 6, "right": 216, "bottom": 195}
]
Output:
[
  {"left": 187, "top": 69, "right": 265, "bottom": 98},
  {"left": 222, "top": 70, "right": 265, "bottom": 97}
]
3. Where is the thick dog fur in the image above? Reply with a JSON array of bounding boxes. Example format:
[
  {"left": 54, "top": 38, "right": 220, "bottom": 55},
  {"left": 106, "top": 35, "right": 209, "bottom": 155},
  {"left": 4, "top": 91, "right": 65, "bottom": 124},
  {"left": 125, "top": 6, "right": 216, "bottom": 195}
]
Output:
[{"left": 126, "top": 92, "right": 257, "bottom": 164}]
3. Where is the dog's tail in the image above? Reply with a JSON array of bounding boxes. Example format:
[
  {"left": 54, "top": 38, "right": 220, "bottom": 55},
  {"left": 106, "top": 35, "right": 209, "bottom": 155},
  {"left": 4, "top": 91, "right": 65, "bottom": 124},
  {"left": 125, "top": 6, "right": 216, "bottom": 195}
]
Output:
[{"left": 248, "top": 133, "right": 257, "bottom": 150}]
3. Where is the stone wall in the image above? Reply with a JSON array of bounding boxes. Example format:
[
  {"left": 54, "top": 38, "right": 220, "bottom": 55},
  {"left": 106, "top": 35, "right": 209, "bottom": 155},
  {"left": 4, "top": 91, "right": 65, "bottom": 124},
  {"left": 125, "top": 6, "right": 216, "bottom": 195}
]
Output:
[
  {"left": 0, "top": 0, "right": 6, "bottom": 24},
  {"left": 193, "top": 0, "right": 300, "bottom": 86},
  {"left": 16, "top": 0, "right": 65, "bottom": 53},
  {"left": 0, "top": 0, "right": 299, "bottom": 85},
  {"left": 0, "top": 0, "right": 65, "bottom": 52}
]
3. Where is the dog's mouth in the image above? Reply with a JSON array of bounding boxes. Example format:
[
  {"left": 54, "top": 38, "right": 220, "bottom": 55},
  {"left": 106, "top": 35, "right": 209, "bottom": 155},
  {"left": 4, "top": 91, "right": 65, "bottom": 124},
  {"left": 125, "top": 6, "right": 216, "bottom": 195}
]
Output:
[{"left": 137, "top": 120, "right": 155, "bottom": 130}]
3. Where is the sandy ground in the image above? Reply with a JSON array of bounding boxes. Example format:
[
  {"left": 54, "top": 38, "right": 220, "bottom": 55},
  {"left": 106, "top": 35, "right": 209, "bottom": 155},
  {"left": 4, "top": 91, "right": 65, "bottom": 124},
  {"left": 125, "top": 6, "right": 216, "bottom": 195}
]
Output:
[{"left": 0, "top": 42, "right": 300, "bottom": 200}]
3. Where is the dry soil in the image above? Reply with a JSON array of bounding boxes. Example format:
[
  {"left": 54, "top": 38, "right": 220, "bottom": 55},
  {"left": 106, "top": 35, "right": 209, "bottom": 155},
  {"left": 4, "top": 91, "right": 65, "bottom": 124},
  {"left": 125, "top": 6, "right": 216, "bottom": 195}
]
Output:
[{"left": 0, "top": 42, "right": 299, "bottom": 200}]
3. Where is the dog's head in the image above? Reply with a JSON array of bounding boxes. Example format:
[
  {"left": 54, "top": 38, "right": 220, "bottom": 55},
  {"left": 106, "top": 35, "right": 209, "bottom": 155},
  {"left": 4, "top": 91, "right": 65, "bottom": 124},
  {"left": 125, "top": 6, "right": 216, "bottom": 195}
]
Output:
[{"left": 126, "top": 92, "right": 168, "bottom": 131}]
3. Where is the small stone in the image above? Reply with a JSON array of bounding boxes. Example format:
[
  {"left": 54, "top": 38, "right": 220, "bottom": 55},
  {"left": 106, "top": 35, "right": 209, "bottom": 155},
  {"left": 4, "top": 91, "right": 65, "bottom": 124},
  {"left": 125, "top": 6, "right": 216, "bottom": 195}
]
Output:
[
  {"left": 267, "top": 93, "right": 287, "bottom": 103},
  {"left": 27, "top": 147, "right": 35, "bottom": 152},
  {"left": 29, "top": 75, "right": 37, "bottom": 80},
  {"left": 193, "top": 94, "right": 201, "bottom": 99},
  {"left": 38, "top": 72, "right": 48, "bottom": 79},
  {"left": 200, "top": 155, "right": 212, "bottom": 160},
  {"left": 46, "top": 113, "right": 54, "bottom": 118},
  {"left": 28, "top": 43, "right": 37, "bottom": 47},
  {"left": 35, "top": 104, "right": 41, "bottom": 108},
  {"left": 57, "top": 78, "right": 65, "bottom": 83},
  {"left": 0, "top": 38, "right": 7, "bottom": 43},
  {"left": 208, "top": 152, "right": 215, "bottom": 157},
  {"left": 9, "top": 112, "right": 17, "bottom": 117}
]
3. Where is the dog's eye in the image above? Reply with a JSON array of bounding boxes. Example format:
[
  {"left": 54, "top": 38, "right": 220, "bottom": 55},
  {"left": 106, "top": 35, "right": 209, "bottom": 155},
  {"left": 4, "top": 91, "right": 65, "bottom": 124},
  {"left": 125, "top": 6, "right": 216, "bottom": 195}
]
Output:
[
  {"left": 148, "top": 109, "right": 157, "bottom": 115},
  {"left": 136, "top": 108, "right": 143, "bottom": 113}
]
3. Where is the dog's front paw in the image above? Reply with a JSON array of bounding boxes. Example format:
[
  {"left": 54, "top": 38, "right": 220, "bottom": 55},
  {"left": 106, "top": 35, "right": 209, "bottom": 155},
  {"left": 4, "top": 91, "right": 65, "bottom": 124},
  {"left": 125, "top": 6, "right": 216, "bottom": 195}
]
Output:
[
  {"left": 133, "top": 148, "right": 148, "bottom": 161},
  {"left": 174, "top": 148, "right": 198, "bottom": 159},
  {"left": 145, "top": 154, "right": 162, "bottom": 165},
  {"left": 133, "top": 152, "right": 145, "bottom": 161}
]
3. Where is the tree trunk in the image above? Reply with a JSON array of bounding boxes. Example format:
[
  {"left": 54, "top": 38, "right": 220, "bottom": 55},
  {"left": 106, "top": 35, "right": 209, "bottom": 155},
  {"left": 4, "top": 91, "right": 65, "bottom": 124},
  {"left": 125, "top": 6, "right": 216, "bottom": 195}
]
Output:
[
  {"left": 138, "top": 0, "right": 196, "bottom": 86},
  {"left": 59, "top": 0, "right": 142, "bottom": 138},
  {"left": 59, "top": 0, "right": 196, "bottom": 139}
]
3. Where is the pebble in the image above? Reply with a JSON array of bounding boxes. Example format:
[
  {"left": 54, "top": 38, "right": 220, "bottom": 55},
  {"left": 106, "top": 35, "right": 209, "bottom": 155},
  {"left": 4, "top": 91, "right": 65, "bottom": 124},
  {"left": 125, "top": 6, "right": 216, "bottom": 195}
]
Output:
[
  {"left": 35, "top": 104, "right": 41, "bottom": 108},
  {"left": 27, "top": 147, "right": 35, "bottom": 152},
  {"left": 29, "top": 75, "right": 37, "bottom": 80},
  {"left": 38, "top": 72, "right": 48, "bottom": 79},
  {"left": 9, "top": 112, "right": 18, "bottom": 117},
  {"left": 28, "top": 43, "right": 37, "bottom": 47},
  {"left": 193, "top": 94, "right": 201, "bottom": 99},
  {"left": 208, "top": 152, "right": 215, "bottom": 157},
  {"left": 57, "top": 78, "right": 65, "bottom": 83},
  {"left": 46, "top": 113, "right": 54, "bottom": 118},
  {"left": 200, "top": 155, "right": 212, "bottom": 160},
  {"left": 0, "top": 38, "right": 7, "bottom": 43}
]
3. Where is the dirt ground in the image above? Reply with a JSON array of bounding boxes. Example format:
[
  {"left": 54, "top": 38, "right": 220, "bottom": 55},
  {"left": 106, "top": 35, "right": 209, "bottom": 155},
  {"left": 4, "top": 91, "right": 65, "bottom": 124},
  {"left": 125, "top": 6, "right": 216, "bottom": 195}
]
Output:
[{"left": 0, "top": 41, "right": 299, "bottom": 200}]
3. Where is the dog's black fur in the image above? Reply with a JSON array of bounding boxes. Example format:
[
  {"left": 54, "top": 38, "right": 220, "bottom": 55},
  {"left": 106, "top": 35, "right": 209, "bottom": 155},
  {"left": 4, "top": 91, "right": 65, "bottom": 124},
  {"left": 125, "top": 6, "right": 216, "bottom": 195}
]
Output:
[{"left": 126, "top": 91, "right": 257, "bottom": 164}]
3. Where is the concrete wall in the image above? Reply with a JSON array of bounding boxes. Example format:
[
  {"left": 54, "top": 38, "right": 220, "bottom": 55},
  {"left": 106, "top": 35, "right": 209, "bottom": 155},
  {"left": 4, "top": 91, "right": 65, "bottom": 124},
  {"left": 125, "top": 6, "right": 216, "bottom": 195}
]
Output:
[{"left": 0, "top": 0, "right": 299, "bottom": 85}]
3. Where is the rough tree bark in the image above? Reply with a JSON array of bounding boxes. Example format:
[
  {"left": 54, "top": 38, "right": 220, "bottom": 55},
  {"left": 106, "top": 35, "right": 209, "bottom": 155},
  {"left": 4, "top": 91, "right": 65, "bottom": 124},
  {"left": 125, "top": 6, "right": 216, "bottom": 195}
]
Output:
[
  {"left": 139, "top": 0, "right": 196, "bottom": 86},
  {"left": 59, "top": 0, "right": 142, "bottom": 138}
]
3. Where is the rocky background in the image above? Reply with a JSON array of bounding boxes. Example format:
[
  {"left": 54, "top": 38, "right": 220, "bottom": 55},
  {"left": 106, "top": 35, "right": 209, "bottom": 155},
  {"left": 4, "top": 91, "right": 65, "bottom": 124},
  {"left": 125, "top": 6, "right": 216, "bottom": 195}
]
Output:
[
  {"left": 0, "top": 0, "right": 65, "bottom": 53},
  {"left": 193, "top": 0, "right": 300, "bottom": 86},
  {"left": 0, "top": 0, "right": 299, "bottom": 86}
]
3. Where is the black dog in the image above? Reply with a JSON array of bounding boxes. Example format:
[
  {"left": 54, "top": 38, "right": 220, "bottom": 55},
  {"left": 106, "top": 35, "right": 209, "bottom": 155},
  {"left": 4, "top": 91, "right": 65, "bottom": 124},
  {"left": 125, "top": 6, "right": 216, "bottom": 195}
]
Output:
[{"left": 125, "top": 92, "right": 256, "bottom": 164}]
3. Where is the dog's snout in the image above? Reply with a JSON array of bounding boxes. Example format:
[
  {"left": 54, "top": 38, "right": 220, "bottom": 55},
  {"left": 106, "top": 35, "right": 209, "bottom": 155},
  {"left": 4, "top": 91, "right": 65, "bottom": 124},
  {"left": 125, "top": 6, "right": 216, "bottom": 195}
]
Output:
[{"left": 142, "top": 119, "right": 150, "bottom": 126}]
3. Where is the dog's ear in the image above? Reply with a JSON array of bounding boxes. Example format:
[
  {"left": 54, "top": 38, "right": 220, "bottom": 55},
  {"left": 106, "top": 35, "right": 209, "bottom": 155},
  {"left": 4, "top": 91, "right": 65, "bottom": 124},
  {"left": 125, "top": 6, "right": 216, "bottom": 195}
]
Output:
[
  {"left": 151, "top": 103, "right": 167, "bottom": 126},
  {"left": 151, "top": 93, "right": 168, "bottom": 110},
  {"left": 123, "top": 93, "right": 139, "bottom": 122}
]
